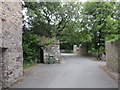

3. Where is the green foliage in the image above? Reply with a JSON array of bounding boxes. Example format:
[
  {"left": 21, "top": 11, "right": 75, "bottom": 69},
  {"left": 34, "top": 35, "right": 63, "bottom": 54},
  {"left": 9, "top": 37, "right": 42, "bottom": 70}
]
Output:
[
  {"left": 60, "top": 43, "right": 73, "bottom": 50},
  {"left": 38, "top": 37, "right": 57, "bottom": 49},
  {"left": 23, "top": 2, "right": 120, "bottom": 56},
  {"left": 22, "top": 34, "right": 58, "bottom": 66},
  {"left": 105, "top": 15, "right": 120, "bottom": 42},
  {"left": 23, "top": 33, "right": 40, "bottom": 65},
  {"left": 59, "top": 21, "right": 93, "bottom": 46},
  {"left": 45, "top": 54, "right": 56, "bottom": 64},
  {"left": 23, "top": 2, "right": 81, "bottom": 37},
  {"left": 80, "top": 2, "right": 120, "bottom": 54}
]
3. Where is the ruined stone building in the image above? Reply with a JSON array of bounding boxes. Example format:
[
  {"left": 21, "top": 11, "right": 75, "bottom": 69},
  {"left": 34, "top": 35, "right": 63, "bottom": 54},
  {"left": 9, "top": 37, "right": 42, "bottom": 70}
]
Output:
[
  {"left": 0, "top": 2, "right": 61, "bottom": 89},
  {"left": 37, "top": 37, "right": 61, "bottom": 64},
  {"left": 0, "top": 1, "right": 23, "bottom": 89}
]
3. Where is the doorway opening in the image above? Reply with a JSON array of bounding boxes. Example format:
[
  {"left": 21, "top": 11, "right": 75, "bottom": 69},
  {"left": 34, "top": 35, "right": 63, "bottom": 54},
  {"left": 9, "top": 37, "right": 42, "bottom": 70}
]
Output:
[
  {"left": 0, "top": 48, "right": 7, "bottom": 89},
  {"left": 39, "top": 47, "right": 44, "bottom": 63},
  {"left": 0, "top": 48, "right": 2, "bottom": 90}
]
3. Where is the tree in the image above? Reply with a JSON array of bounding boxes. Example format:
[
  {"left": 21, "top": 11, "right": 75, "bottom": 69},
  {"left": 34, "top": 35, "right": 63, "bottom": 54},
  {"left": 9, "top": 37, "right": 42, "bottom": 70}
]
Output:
[
  {"left": 80, "top": 2, "right": 120, "bottom": 54},
  {"left": 23, "top": 2, "right": 82, "bottom": 37},
  {"left": 23, "top": 1, "right": 120, "bottom": 55}
]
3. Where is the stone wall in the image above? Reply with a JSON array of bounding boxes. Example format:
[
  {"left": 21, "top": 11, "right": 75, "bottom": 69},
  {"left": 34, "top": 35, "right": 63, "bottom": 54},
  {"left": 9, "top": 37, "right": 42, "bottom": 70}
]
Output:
[
  {"left": 44, "top": 42, "right": 61, "bottom": 64},
  {"left": 105, "top": 39, "right": 120, "bottom": 73},
  {"left": 0, "top": 2, "right": 23, "bottom": 88},
  {"left": 73, "top": 44, "right": 87, "bottom": 56},
  {"left": 73, "top": 45, "right": 79, "bottom": 55},
  {"left": 0, "top": 2, "right": 2, "bottom": 89},
  {"left": 0, "top": 2, "right": 2, "bottom": 48},
  {"left": 0, "top": 49, "right": 2, "bottom": 90}
]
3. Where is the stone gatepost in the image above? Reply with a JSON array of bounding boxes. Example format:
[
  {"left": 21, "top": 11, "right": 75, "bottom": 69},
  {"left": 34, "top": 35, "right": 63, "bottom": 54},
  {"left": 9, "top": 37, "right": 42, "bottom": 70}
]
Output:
[
  {"left": 73, "top": 44, "right": 87, "bottom": 56},
  {"left": 105, "top": 39, "right": 120, "bottom": 73},
  {"left": 73, "top": 45, "right": 78, "bottom": 54},
  {"left": 79, "top": 44, "right": 87, "bottom": 56},
  {"left": 0, "top": 2, "right": 23, "bottom": 88}
]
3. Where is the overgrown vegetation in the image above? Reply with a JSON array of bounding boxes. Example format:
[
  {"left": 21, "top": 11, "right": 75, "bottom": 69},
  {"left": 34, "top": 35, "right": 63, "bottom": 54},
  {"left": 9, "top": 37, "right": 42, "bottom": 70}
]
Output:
[
  {"left": 22, "top": 1, "right": 120, "bottom": 67},
  {"left": 22, "top": 33, "right": 57, "bottom": 67},
  {"left": 23, "top": 33, "right": 40, "bottom": 67}
]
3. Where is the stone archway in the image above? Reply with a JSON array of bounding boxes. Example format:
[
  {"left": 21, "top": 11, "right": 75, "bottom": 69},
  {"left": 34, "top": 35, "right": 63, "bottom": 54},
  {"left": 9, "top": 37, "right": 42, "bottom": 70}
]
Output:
[{"left": 0, "top": 48, "right": 7, "bottom": 89}]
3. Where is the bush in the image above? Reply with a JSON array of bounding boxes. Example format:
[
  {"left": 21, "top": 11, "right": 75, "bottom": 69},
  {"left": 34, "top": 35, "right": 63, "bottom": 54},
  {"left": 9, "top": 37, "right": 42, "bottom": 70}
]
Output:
[{"left": 23, "top": 33, "right": 40, "bottom": 65}]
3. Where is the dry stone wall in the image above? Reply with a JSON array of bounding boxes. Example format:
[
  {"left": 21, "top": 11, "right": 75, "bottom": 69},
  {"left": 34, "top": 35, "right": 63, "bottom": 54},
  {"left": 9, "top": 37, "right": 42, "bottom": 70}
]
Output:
[
  {"left": 105, "top": 39, "right": 120, "bottom": 73},
  {"left": 0, "top": 2, "right": 23, "bottom": 88}
]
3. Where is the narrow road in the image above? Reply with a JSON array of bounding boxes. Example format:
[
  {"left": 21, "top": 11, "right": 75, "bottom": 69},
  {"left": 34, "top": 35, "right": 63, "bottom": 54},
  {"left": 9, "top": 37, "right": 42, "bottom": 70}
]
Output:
[{"left": 12, "top": 53, "right": 118, "bottom": 88}]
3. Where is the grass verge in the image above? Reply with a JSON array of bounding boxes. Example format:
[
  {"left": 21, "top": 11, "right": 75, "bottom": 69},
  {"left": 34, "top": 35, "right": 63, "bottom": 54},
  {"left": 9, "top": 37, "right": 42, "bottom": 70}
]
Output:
[{"left": 23, "top": 62, "right": 38, "bottom": 70}]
